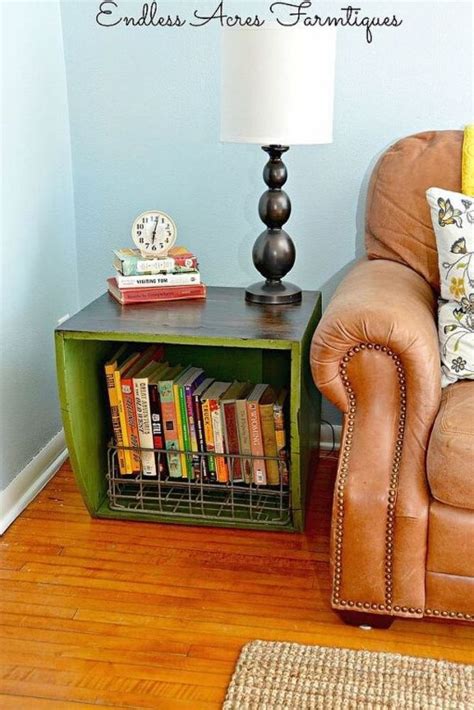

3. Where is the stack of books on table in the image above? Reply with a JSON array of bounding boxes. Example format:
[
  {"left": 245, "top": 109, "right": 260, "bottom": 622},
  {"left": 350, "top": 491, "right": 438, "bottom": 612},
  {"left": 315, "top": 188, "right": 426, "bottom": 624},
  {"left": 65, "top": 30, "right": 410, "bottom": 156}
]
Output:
[
  {"left": 107, "top": 247, "right": 206, "bottom": 305},
  {"left": 105, "top": 344, "right": 289, "bottom": 486}
]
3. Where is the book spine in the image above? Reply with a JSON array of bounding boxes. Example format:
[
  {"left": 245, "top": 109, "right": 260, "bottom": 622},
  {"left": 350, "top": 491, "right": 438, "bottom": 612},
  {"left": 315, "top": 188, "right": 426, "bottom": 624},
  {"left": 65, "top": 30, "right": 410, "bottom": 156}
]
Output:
[
  {"left": 273, "top": 401, "right": 289, "bottom": 487},
  {"left": 133, "top": 378, "right": 157, "bottom": 477},
  {"left": 116, "top": 254, "right": 198, "bottom": 276},
  {"left": 185, "top": 385, "right": 200, "bottom": 481},
  {"left": 148, "top": 383, "right": 168, "bottom": 479},
  {"left": 210, "top": 401, "right": 228, "bottom": 483},
  {"left": 260, "top": 403, "right": 279, "bottom": 486},
  {"left": 104, "top": 363, "right": 128, "bottom": 475},
  {"left": 121, "top": 378, "right": 141, "bottom": 472},
  {"left": 109, "top": 282, "right": 206, "bottom": 304},
  {"left": 117, "top": 272, "right": 201, "bottom": 289},
  {"left": 177, "top": 384, "right": 193, "bottom": 480},
  {"left": 192, "top": 393, "right": 209, "bottom": 482},
  {"left": 201, "top": 399, "right": 217, "bottom": 481},
  {"left": 158, "top": 381, "right": 182, "bottom": 478},
  {"left": 235, "top": 400, "right": 252, "bottom": 485},
  {"left": 113, "top": 370, "right": 135, "bottom": 474},
  {"left": 222, "top": 402, "right": 242, "bottom": 482},
  {"left": 247, "top": 402, "right": 267, "bottom": 485}
]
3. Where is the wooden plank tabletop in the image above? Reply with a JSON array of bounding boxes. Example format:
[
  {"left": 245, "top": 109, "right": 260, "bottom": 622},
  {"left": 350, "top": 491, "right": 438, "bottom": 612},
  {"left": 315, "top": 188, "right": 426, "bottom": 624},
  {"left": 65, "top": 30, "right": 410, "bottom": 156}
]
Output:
[{"left": 57, "top": 287, "right": 321, "bottom": 344}]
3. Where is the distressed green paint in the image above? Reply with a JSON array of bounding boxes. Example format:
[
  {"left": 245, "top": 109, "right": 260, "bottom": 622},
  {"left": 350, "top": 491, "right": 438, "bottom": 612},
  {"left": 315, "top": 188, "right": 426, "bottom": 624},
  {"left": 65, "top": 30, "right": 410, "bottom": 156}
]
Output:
[{"left": 55, "top": 290, "right": 321, "bottom": 532}]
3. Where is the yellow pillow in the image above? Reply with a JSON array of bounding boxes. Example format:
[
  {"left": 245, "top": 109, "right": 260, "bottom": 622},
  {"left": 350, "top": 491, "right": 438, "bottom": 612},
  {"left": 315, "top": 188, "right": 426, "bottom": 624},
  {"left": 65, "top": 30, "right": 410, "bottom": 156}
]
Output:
[{"left": 462, "top": 124, "right": 474, "bottom": 196}]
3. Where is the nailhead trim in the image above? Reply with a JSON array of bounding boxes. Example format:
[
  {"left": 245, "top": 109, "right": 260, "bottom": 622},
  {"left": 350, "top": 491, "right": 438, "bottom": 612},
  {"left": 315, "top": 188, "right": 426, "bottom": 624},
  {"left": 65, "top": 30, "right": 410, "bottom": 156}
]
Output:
[
  {"left": 333, "top": 343, "right": 473, "bottom": 623},
  {"left": 333, "top": 342, "right": 406, "bottom": 613},
  {"left": 425, "top": 608, "right": 473, "bottom": 621}
]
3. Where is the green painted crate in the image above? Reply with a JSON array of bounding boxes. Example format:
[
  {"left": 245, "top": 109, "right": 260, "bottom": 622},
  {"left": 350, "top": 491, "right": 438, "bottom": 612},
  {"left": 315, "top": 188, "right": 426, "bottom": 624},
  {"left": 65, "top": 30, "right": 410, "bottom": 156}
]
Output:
[{"left": 55, "top": 287, "right": 321, "bottom": 531}]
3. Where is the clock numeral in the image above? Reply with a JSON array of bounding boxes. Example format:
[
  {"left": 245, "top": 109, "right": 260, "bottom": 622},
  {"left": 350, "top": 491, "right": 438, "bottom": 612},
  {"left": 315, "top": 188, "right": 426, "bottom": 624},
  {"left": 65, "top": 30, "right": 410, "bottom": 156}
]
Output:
[
  {"left": 152, "top": 245, "right": 157, "bottom": 251},
  {"left": 145, "top": 243, "right": 150, "bottom": 249},
  {"left": 137, "top": 230, "right": 142, "bottom": 236},
  {"left": 159, "top": 243, "right": 164, "bottom": 249},
  {"left": 139, "top": 238, "right": 144, "bottom": 244}
]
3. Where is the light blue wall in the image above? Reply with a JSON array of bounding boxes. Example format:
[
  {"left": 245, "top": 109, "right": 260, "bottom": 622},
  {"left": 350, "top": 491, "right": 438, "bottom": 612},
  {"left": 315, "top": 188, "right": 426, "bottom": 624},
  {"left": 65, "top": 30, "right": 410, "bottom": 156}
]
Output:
[
  {"left": 1, "top": 1, "right": 78, "bottom": 490},
  {"left": 60, "top": 1, "right": 472, "bottom": 423}
]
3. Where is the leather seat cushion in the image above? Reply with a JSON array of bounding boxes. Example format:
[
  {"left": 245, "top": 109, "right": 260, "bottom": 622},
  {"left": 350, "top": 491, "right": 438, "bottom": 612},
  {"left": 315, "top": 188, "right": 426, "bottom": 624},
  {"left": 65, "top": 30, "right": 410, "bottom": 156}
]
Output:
[{"left": 427, "top": 381, "right": 474, "bottom": 510}]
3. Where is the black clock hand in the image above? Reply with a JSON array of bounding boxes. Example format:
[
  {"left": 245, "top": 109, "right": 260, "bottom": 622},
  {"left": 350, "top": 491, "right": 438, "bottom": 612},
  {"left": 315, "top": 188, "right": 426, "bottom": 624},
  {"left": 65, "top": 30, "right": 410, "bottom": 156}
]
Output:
[{"left": 152, "top": 218, "right": 158, "bottom": 243}]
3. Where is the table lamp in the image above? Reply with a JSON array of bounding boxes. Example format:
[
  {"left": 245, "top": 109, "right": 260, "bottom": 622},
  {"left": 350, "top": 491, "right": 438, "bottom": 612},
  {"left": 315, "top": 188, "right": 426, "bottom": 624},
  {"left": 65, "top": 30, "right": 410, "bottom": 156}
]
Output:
[{"left": 221, "top": 25, "right": 336, "bottom": 304}]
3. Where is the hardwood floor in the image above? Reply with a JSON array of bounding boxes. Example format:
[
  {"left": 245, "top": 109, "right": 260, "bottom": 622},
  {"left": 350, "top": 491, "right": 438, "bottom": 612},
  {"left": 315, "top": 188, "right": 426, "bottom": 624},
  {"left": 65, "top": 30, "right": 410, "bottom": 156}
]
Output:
[{"left": 1, "top": 455, "right": 472, "bottom": 708}]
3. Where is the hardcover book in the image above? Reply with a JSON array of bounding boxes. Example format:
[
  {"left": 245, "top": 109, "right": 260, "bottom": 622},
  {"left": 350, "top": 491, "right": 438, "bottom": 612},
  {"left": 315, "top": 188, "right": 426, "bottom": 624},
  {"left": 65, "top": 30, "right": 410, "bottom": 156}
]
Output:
[
  {"left": 172, "top": 366, "right": 194, "bottom": 478},
  {"left": 148, "top": 363, "right": 171, "bottom": 479},
  {"left": 113, "top": 246, "right": 198, "bottom": 276},
  {"left": 112, "top": 350, "right": 142, "bottom": 474},
  {"left": 221, "top": 382, "right": 253, "bottom": 483},
  {"left": 274, "top": 389, "right": 289, "bottom": 487},
  {"left": 104, "top": 344, "right": 130, "bottom": 475},
  {"left": 158, "top": 364, "right": 187, "bottom": 478},
  {"left": 246, "top": 383, "right": 270, "bottom": 486},
  {"left": 259, "top": 387, "right": 280, "bottom": 486},
  {"left": 133, "top": 360, "right": 169, "bottom": 478},
  {"left": 115, "top": 271, "right": 201, "bottom": 289},
  {"left": 235, "top": 389, "right": 253, "bottom": 485},
  {"left": 121, "top": 345, "right": 164, "bottom": 473},
  {"left": 191, "top": 377, "right": 215, "bottom": 481},
  {"left": 107, "top": 278, "right": 206, "bottom": 305},
  {"left": 201, "top": 381, "right": 231, "bottom": 483},
  {"left": 183, "top": 369, "right": 206, "bottom": 480}
]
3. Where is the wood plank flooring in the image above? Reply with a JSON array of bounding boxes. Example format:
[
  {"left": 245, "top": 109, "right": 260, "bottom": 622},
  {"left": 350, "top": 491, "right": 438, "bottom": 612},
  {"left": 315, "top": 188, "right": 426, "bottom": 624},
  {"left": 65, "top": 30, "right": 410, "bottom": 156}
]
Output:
[{"left": 1, "top": 455, "right": 472, "bottom": 708}]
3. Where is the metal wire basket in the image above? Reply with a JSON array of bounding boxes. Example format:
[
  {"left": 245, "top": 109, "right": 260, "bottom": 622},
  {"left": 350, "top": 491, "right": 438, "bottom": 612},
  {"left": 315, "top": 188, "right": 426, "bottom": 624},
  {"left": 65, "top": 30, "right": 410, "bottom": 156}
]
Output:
[{"left": 106, "top": 443, "right": 291, "bottom": 526}]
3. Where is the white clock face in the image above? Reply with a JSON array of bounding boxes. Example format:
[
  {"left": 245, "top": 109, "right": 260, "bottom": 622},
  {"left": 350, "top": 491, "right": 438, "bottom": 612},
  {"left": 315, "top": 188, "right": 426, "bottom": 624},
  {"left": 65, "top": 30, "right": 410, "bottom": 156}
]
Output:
[{"left": 131, "top": 210, "right": 177, "bottom": 257}]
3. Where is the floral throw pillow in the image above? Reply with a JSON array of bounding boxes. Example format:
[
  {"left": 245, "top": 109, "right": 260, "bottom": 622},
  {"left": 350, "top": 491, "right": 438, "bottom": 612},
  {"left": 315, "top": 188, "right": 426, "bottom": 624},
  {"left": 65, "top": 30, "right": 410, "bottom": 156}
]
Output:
[
  {"left": 438, "top": 299, "right": 474, "bottom": 386},
  {"left": 426, "top": 187, "right": 474, "bottom": 387}
]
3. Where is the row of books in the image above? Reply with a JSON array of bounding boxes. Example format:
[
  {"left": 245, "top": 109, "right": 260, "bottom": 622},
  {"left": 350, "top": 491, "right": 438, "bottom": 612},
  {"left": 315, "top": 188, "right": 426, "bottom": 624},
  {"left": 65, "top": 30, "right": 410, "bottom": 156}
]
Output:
[
  {"left": 105, "top": 344, "right": 289, "bottom": 487},
  {"left": 108, "top": 247, "right": 206, "bottom": 304}
]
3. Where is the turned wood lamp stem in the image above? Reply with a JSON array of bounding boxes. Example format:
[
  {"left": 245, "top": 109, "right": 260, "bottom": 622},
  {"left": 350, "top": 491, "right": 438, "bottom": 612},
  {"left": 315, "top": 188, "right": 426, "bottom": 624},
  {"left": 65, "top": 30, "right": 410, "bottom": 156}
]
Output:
[{"left": 245, "top": 146, "right": 302, "bottom": 305}]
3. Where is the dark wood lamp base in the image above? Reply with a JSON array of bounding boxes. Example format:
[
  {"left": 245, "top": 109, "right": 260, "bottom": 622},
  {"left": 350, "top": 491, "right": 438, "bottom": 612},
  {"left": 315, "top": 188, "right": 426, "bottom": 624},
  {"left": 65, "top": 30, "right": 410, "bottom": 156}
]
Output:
[{"left": 247, "top": 146, "right": 302, "bottom": 305}]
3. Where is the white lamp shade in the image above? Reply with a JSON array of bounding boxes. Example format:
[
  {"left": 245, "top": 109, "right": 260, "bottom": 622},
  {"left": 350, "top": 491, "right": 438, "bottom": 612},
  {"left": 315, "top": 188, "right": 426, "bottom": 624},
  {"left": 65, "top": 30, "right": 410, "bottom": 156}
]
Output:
[{"left": 221, "top": 25, "right": 336, "bottom": 145}]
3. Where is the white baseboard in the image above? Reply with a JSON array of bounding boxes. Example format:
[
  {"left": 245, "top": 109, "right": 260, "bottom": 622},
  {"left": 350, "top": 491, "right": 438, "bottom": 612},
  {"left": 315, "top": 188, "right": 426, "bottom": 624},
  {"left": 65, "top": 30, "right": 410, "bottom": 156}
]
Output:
[
  {"left": 0, "top": 430, "right": 68, "bottom": 535},
  {"left": 320, "top": 422, "right": 342, "bottom": 451}
]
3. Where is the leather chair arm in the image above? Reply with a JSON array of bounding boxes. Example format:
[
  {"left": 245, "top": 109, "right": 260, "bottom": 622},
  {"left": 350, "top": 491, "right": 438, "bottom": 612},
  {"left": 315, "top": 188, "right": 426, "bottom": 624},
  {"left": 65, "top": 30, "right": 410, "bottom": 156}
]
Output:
[{"left": 311, "top": 259, "right": 441, "bottom": 617}]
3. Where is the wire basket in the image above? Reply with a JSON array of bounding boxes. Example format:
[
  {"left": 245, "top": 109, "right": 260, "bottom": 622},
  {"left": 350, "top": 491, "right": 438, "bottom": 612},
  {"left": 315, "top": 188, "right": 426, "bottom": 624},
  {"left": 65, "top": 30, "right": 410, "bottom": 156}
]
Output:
[{"left": 106, "top": 443, "right": 291, "bottom": 526}]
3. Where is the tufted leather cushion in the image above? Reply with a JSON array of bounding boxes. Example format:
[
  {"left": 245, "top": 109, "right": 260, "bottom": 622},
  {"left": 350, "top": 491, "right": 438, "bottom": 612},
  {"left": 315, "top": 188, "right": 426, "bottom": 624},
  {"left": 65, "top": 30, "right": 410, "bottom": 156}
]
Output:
[
  {"left": 366, "top": 130, "right": 463, "bottom": 292},
  {"left": 427, "top": 381, "right": 474, "bottom": 510}
]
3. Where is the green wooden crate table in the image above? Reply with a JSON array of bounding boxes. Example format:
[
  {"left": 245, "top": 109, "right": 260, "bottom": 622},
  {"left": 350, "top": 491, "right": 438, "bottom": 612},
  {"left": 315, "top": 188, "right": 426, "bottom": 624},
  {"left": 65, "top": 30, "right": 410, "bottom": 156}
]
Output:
[{"left": 55, "top": 287, "right": 321, "bottom": 531}]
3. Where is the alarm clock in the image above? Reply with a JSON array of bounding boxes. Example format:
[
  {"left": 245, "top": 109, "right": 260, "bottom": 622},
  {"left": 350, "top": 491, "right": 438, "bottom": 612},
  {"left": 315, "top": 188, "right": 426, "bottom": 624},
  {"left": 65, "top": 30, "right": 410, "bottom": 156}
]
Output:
[{"left": 131, "top": 210, "right": 177, "bottom": 258}]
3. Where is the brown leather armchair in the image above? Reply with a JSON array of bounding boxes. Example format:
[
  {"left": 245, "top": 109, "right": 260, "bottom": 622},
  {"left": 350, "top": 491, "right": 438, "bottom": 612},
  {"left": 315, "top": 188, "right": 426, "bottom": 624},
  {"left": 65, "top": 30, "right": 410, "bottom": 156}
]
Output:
[{"left": 311, "top": 131, "right": 474, "bottom": 626}]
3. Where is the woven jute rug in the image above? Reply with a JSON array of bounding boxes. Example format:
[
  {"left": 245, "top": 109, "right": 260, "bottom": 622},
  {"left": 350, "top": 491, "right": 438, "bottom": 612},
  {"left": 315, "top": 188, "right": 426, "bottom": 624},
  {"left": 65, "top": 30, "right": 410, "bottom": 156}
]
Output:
[{"left": 223, "top": 641, "right": 474, "bottom": 709}]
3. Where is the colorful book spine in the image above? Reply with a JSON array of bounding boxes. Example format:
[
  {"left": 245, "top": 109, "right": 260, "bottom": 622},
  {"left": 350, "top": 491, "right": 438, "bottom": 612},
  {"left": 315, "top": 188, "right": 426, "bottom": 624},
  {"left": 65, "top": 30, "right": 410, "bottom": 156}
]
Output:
[
  {"left": 116, "top": 271, "right": 201, "bottom": 289},
  {"left": 104, "top": 359, "right": 128, "bottom": 475},
  {"left": 107, "top": 279, "right": 206, "bottom": 305},
  {"left": 177, "top": 384, "right": 192, "bottom": 479},
  {"left": 113, "top": 369, "right": 137, "bottom": 474},
  {"left": 222, "top": 401, "right": 242, "bottom": 482},
  {"left": 159, "top": 378, "right": 183, "bottom": 478},
  {"left": 247, "top": 390, "right": 267, "bottom": 486},
  {"left": 184, "top": 373, "right": 206, "bottom": 481},
  {"left": 235, "top": 399, "right": 252, "bottom": 485},
  {"left": 211, "top": 401, "right": 228, "bottom": 483},
  {"left": 113, "top": 248, "right": 198, "bottom": 276},
  {"left": 260, "top": 398, "right": 280, "bottom": 486},
  {"left": 121, "top": 377, "right": 142, "bottom": 472},
  {"left": 133, "top": 377, "right": 156, "bottom": 477},
  {"left": 192, "top": 394, "right": 208, "bottom": 481},
  {"left": 191, "top": 378, "right": 214, "bottom": 482},
  {"left": 201, "top": 399, "right": 217, "bottom": 481},
  {"left": 148, "top": 382, "right": 168, "bottom": 479},
  {"left": 274, "top": 390, "right": 289, "bottom": 487}
]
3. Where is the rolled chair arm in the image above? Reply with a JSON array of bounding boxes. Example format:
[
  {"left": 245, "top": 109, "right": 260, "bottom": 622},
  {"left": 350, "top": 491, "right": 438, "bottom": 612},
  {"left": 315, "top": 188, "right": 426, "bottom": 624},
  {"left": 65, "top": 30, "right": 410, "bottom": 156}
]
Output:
[{"left": 311, "top": 259, "right": 441, "bottom": 618}]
